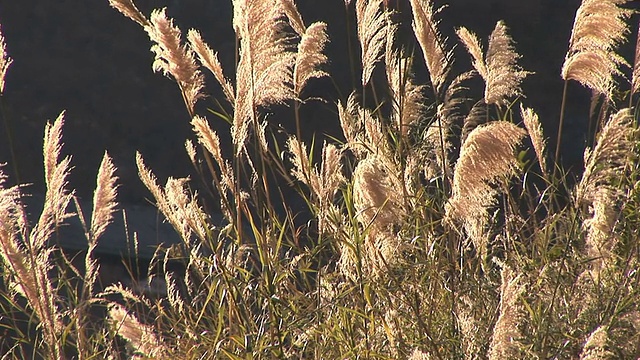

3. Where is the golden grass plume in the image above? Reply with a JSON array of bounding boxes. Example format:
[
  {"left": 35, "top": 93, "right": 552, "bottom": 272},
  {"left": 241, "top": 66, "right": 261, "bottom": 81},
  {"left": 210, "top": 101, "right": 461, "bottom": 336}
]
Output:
[
  {"left": 294, "top": 22, "right": 330, "bottom": 98},
  {"left": 446, "top": 121, "right": 526, "bottom": 256},
  {"left": 580, "top": 326, "right": 615, "bottom": 360},
  {"left": 108, "top": 302, "right": 166, "bottom": 358},
  {"left": 408, "top": 0, "right": 451, "bottom": 95},
  {"left": 232, "top": 0, "right": 295, "bottom": 153},
  {"left": 577, "top": 108, "right": 636, "bottom": 203},
  {"left": 457, "top": 21, "right": 530, "bottom": 106},
  {"left": 385, "top": 47, "right": 426, "bottom": 137},
  {"left": 561, "top": 0, "right": 633, "bottom": 99},
  {"left": 147, "top": 8, "right": 205, "bottom": 115},
  {"left": 488, "top": 264, "right": 524, "bottom": 359},
  {"left": 356, "top": 0, "right": 387, "bottom": 86},
  {"left": 108, "top": 0, "right": 148, "bottom": 27},
  {"left": 520, "top": 105, "right": 548, "bottom": 177},
  {"left": 188, "top": 29, "right": 235, "bottom": 105}
]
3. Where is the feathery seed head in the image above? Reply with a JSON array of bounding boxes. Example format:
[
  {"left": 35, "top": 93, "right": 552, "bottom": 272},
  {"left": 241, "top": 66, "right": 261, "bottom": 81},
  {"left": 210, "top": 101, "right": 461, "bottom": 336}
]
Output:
[
  {"left": 457, "top": 22, "right": 530, "bottom": 106},
  {"left": 409, "top": 0, "right": 452, "bottom": 94},
  {"left": 147, "top": 8, "right": 205, "bottom": 114},
  {"left": 562, "top": 0, "right": 633, "bottom": 99},
  {"left": 356, "top": 0, "right": 387, "bottom": 86},
  {"left": 352, "top": 155, "right": 402, "bottom": 230},
  {"left": 90, "top": 152, "right": 119, "bottom": 242},
  {"left": 520, "top": 105, "right": 548, "bottom": 177},
  {"left": 108, "top": 0, "right": 149, "bottom": 26},
  {"left": 294, "top": 22, "right": 330, "bottom": 98},
  {"left": 580, "top": 326, "right": 614, "bottom": 360},
  {"left": 188, "top": 29, "right": 235, "bottom": 105},
  {"left": 488, "top": 264, "right": 525, "bottom": 359},
  {"left": 446, "top": 121, "right": 526, "bottom": 255}
]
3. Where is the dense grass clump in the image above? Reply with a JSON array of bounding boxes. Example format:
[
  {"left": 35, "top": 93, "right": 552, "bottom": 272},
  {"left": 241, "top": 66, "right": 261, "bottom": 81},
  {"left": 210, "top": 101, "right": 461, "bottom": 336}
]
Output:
[{"left": 1, "top": 0, "right": 640, "bottom": 358}]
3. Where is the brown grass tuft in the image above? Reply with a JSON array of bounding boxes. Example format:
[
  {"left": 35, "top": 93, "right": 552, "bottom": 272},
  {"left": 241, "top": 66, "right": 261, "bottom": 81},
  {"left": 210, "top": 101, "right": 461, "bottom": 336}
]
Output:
[{"left": 561, "top": 0, "right": 633, "bottom": 99}]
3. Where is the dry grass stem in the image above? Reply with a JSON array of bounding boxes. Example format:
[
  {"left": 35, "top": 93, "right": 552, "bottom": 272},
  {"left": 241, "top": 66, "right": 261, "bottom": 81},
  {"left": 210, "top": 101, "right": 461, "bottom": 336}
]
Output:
[
  {"left": 408, "top": 0, "right": 451, "bottom": 94},
  {"left": 561, "top": 0, "right": 632, "bottom": 99},
  {"left": 356, "top": 0, "right": 387, "bottom": 86},
  {"left": 294, "top": 22, "right": 330, "bottom": 98},
  {"left": 147, "top": 8, "right": 205, "bottom": 115},
  {"left": 188, "top": 29, "right": 235, "bottom": 105},
  {"left": 520, "top": 105, "right": 548, "bottom": 176}
]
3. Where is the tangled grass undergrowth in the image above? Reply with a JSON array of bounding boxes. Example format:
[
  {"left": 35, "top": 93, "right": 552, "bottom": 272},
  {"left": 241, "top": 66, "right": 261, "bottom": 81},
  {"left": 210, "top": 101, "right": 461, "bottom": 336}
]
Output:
[{"left": 1, "top": 0, "right": 640, "bottom": 358}]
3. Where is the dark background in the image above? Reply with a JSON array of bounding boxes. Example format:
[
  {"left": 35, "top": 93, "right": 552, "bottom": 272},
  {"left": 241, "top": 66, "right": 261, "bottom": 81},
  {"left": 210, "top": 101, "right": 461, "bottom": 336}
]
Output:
[{"left": 0, "top": 0, "right": 637, "bottom": 205}]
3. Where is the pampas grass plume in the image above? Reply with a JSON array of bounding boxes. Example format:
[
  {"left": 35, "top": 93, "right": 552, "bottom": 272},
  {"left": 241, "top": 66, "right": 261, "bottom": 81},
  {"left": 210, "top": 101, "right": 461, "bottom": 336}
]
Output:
[
  {"left": 457, "top": 21, "right": 529, "bottom": 106},
  {"left": 408, "top": 0, "right": 451, "bottom": 95},
  {"left": 561, "top": 0, "right": 632, "bottom": 99},
  {"left": 147, "top": 8, "right": 205, "bottom": 115},
  {"left": 520, "top": 105, "right": 548, "bottom": 177},
  {"left": 188, "top": 29, "right": 235, "bottom": 105},
  {"left": 356, "top": 0, "right": 387, "bottom": 86},
  {"left": 294, "top": 22, "right": 330, "bottom": 98}
]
